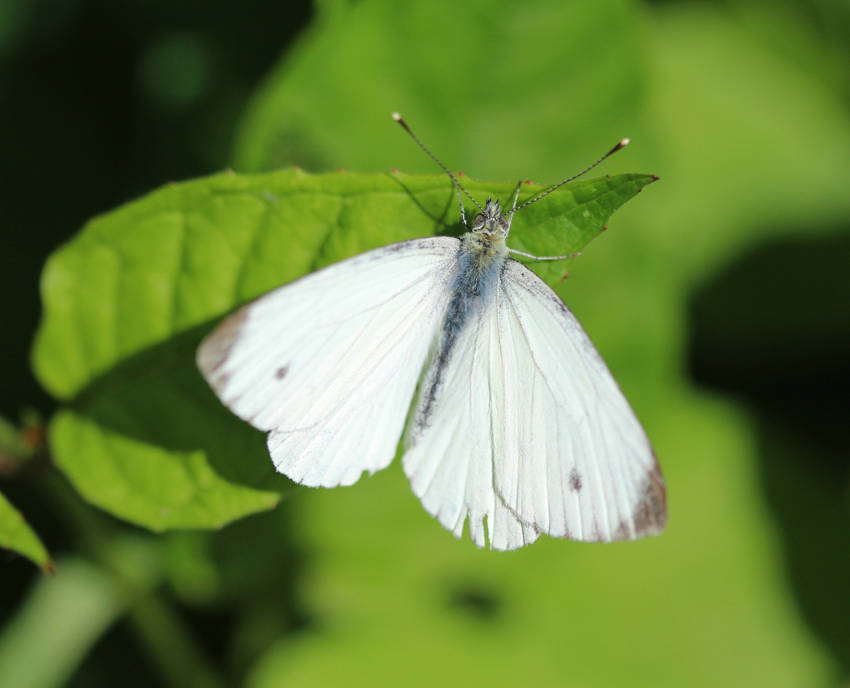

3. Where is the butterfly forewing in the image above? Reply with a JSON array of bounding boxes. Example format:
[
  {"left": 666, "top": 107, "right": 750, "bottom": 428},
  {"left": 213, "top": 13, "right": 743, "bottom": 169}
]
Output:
[
  {"left": 494, "top": 261, "right": 666, "bottom": 541},
  {"left": 400, "top": 258, "right": 665, "bottom": 549},
  {"left": 198, "top": 237, "right": 458, "bottom": 488}
]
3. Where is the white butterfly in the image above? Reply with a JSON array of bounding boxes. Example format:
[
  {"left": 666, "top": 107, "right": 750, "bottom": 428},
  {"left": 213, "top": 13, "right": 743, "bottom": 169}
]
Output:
[{"left": 197, "top": 113, "right": 666, "bottom": 550}]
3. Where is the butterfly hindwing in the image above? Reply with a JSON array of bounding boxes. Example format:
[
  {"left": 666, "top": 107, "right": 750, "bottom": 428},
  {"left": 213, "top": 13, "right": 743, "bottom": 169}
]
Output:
[{"left": 402, "top": 269, "right": 540, "bottom": 551}]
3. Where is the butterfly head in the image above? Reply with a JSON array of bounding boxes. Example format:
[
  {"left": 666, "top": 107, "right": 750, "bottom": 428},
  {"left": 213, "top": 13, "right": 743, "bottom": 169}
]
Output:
[{"left": 471, "top": 198, "right": 509, "bottom": 239}]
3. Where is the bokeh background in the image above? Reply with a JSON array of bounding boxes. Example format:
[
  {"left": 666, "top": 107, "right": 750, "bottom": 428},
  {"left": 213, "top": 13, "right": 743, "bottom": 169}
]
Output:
[{"left": 2, "top": 0, "right": 849, "bottom": 686}]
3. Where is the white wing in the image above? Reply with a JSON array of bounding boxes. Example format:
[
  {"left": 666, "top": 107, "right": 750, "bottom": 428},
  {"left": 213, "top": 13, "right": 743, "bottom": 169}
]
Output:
[
  {"left": 493, "top": 260, "right": 666, "bottom": 542},
  {"left": 402, "top": 275, "right": 540, "bottom": 551},
  {"left": 198, "top": 237, "right": 458, "bottom": 488},
  {"left": 402, "top": 259, "right": 664, "bottom": 550}
]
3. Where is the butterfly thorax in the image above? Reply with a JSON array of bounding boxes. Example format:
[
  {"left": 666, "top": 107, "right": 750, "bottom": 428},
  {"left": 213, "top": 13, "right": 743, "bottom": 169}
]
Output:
[{"left": 410, "top": 199, "right": 509, "bottom": 440}]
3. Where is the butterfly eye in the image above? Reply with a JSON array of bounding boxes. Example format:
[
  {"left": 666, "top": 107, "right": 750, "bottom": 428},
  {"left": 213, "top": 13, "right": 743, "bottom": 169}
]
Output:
[{"left": 472, "top": 214, "right": 485, "bottom": 229}]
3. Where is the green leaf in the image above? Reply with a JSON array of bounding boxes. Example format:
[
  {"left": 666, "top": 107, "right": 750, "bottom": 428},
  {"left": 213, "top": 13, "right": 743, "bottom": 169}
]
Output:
[
  {"left": 0, "top": 491, "right": 52, "bottom": 572},
  {"left": 32, "top": 169, "right": 654, "bottom": 531}
]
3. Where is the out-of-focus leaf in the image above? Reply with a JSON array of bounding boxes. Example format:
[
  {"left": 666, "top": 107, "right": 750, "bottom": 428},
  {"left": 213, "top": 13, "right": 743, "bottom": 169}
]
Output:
[
  {"left": 244, "top": 396, "right": 834, "bottom": 688},
  {"left": 32, "top": 169, "right": 653, "bottom": 531},
  {"left": 0, "top": 491, "right": 52, "bottom": 572},
  {"left": 233, "top": 0, "right": 646, "bottom": 180}
]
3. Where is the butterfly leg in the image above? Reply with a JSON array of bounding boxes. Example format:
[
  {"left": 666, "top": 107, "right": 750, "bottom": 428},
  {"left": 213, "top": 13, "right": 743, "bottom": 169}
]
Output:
[
  {"left": 508, "top": 248, "right": 582, "bottom": 262},
  {"left": 507, "top": 180, "right": 580, "bottom": 261},
  {"left": 505, "top": 182, "right": 523, "bottom": 236},
  {"left": 455, "top": 186, "right": 469, "bottom": 229}
]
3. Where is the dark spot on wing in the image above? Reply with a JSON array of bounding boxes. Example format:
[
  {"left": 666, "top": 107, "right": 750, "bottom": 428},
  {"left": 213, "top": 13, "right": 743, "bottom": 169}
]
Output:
[
  {"left": 613, "top": 521, "right": 631, "bottom": 540},
  {"left": 590, "top": 521, "right": 602, "bottom": 541},
  {"left": 275, "top": 365, "right": 289, "bottom": 380},
  {"left": 568, "top": 467, "right": 582, "bottom": 492}
]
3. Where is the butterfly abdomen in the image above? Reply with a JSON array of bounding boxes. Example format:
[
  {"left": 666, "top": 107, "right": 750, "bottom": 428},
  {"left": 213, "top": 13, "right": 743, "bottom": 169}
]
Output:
[{"left": 409, "top": 233, "right": 508, "bottom": 441}]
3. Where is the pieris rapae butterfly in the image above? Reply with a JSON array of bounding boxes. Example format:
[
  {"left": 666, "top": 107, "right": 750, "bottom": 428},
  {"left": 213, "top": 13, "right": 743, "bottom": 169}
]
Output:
[{"left": 197, "top": 113, "right": 666, "bottom": 550}]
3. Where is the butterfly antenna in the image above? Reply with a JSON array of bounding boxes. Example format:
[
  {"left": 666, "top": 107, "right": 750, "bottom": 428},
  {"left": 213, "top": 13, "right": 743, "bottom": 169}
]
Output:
[
  {"left": 392, "top": 112, "right": 484, "bottom": 213},
  {"left": 511, "top": 138, "right": 630, "bottom": 216}
]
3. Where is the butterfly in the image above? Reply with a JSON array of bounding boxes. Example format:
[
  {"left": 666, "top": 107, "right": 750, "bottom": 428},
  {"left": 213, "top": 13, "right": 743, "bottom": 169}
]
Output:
[{"left": 197, "top": 113, "right": 666, "bottom": 550}]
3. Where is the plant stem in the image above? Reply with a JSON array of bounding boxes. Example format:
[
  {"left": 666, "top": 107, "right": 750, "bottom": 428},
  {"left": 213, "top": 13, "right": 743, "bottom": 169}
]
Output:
[{"left": 46, "top": 472, "right": 227, "bottom": 688}]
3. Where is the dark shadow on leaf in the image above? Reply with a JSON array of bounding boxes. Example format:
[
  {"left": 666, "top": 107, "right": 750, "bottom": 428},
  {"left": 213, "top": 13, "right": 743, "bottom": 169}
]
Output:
[
  {"left": 688, "top": 227, "right": 850, "bottom": 675},
  {"left": 71, "top": 319, "right": 293, "bottom": 494},
  {"left": 446, "top": 581, "right": 502, "bottom": 621},
  {"left": 384, "top": 172, "right": 465, "bottom": 238}
]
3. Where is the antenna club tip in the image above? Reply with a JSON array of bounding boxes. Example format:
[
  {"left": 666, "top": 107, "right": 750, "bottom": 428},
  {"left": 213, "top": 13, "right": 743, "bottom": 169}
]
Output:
[
  {"left": 391, "top": 112, "right": 402, "bottom": 121},
  {"left": 604, "top": 138, "right": 630, "bottom": 157}
]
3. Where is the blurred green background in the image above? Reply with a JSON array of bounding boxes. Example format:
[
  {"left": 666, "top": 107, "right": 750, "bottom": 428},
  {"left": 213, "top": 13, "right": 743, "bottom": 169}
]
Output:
[{"left": 2, "top": 0, "right": 849, "bottom": 686}]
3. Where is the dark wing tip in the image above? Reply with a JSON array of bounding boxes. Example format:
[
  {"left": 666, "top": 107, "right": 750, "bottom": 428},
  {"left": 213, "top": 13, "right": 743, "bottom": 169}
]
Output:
[{"left": 632, "top": 464, "right": 667, "bottom": 537}]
